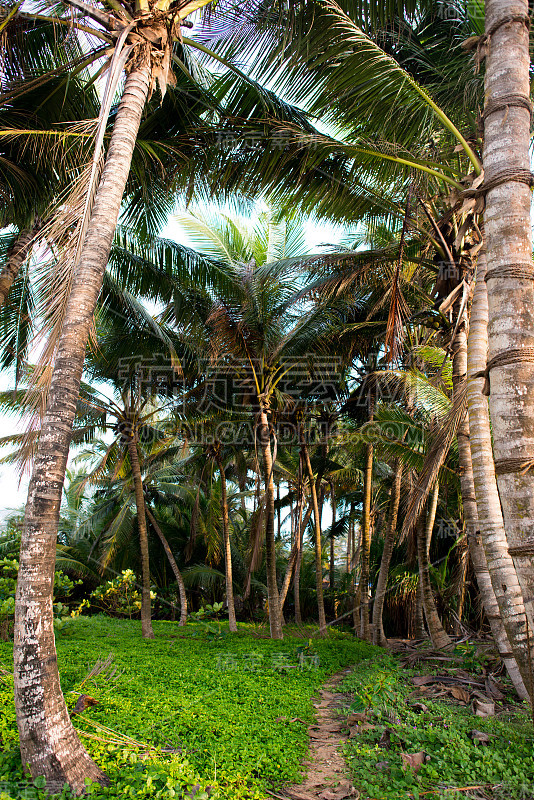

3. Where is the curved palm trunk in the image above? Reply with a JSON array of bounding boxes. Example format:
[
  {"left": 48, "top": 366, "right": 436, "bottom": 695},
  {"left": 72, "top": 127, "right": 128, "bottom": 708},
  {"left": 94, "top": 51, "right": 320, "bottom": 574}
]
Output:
[
  {"left": 14, "top": 65, "right": 150, "bottom": 792},
  {"left": 301, "top": 436, "right": 327, "bottom": 636},
  {"left": 145, "top": 505, "right": 187, "bottom": 627},
  {"left": 258, "top": 404, "right": 283, "bottom": 639},
  {"left": 484, "top": 0, "right": 534, "bottom": 626},
  {"left": 127, "top": 438, "right": 155, "bottom": 640},
  {"left": 373, "top": 459, "right": 402, "bottom": 646},
  {"left": 293, "top": 500, "right": 311, "bottom": 625},
  {"left": 360, "top": 439, "right": 373, "bottom": 642},
  {"left": 0, "top": 227, "right": 34, "bottom": 307},
  {"left": 329, "top": 481, "right": 336, "bottom": 590},
  {"left": 215, "top": 452, "right": 237, "bottom": 632},
  {"left": 417, "top": 482, "right": 452, "bottom": 650},
  {"left": 467, "top": 248, "right": 533, "bottom": 699},
  {"left": 452, "top": 281, "right": 528, "bottom": 696}
]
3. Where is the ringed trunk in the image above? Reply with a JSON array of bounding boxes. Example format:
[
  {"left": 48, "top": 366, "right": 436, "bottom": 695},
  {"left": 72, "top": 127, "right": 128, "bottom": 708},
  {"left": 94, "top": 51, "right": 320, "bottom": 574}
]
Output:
[
  {"left": 127, "top": 438, "right": 154, "bottom": 640},
  {"left": 484, "top": 0, "right": 534, "bottom": 626},
  {"left": 0, "top": 227, "right": 34, "bottom": 308},
  {"left": 417, "top": 482, "right": 452, "bottom": 650},
  {"left": 467, "top": 247, "right": 533, "bottom": 699},
  {"left": 14, "top": 65, "right": 151, "bottom": 792},
  {"left": 216, "top": 452, "right": 237, "bottom": 633},
  {"left": 258, "top": 403, "right": 283, "bottom": 639},
  {"left": 373, "top": 459, "right": 402, "bottom": 646}
]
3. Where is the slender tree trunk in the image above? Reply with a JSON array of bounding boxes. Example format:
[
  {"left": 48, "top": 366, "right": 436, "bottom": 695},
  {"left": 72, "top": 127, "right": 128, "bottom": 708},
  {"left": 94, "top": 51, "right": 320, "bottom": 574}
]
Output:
[
  {"left": 301, "top": 435, "right": 327, "bottom": 636},
  {"left": 14, "top": 65, "right": 150, "bottom": 792},
  {"left": 417, "top": 482, "right": 452, "bottom": 649},
  {"left": 329, "top": 481, "right": 336, "bottom": 590},
  {"left": 293, "top": 498, "right": 310, "bottom": 625},
  {"left": 467, "top": 247, "right": 533, "bottom": 699},
  {"left": 360, "top": 434, "right": 373, "bottom": 642},
  {"left": 127, "top": 438, "right": 154, "bottom": 640},
  {"left": 145, "top": 505, "right": 187, "bottom": 627},
  {"left": 484, "top": 0, "right": 534, "bottom": 627},
  {"left": 258, "top": 403, "right": 283, "bottom": 639},
  {"left": 373, "top": 459, "right": 402, "bottom": 646},
  {"left": 215, "top": 452, "right": 237, "bottom": 632},
  {"left": 0, "top": 227, "right": 34, "bottom": 307},
  {"left": 414, "top": 582, "right": 426, "bottom": 639}
]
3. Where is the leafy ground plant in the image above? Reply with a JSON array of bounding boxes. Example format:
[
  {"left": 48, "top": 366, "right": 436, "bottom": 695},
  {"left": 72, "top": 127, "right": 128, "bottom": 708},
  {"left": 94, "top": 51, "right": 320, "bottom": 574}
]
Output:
[
  {"left": 0, "top": 616, "right": 373, "bottom": 799},
  {"left": 341, "top": 655, "right": 534, "bottom": 800}
]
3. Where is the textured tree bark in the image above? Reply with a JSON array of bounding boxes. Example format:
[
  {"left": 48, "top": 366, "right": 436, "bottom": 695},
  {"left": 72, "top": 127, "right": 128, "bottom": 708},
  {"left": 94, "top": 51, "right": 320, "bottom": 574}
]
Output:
[
  {"left": 301, "top": 436, "right": 327, "bottom": 636},
  {"left": 373, "top": 459, "right": 402, "bottom": 646},
  {"left": 417, "top": 482, "right": 452, "bottom": 649},
  {"left": 145, "top": 505, "right": 187, "bottom": 627},
  {"left": 258, "top": 403, "right": 283, "bottom": 639},
  {"left": 360, "top": 437, "right": 373, "bottom": 642},
  {"left": 467, "top": 248, "right": 533, "bottom": 699},
  {"left": 14, "top": 65, "right": 151, "bottom": 792},
  {"left": 0, "top": 227, "right": 34, "bottom": 308},
  {"left": 414, "top": 582, "right": 426, "bottom": 639},
  {"left": 127, "top": 438, "right": 155, "bottom": 640},
  {"left": 484, "top": 0, "right": 534, "bottom": 625},
  {"left": 215, "top": 451, "right": 237, "bottom": 632},
  {"left": 329, "top": 481, "right": 336, "bottom": 590}
]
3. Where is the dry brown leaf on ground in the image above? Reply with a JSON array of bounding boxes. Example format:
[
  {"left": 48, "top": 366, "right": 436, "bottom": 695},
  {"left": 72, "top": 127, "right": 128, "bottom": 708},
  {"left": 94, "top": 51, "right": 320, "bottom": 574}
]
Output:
[
  {"left": 400, "top": 751, "right": 428, "bottom": 773},
  {"left": 473, "top": 698, "right": 495, "bottom": 717},
  {"left": 450, "top": 686, "right": 471, "bottom": 703}
]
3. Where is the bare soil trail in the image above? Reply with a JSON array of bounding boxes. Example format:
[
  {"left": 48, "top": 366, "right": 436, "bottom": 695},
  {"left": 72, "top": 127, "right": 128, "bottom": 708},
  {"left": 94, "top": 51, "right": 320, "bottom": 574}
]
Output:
[{"left": 275, "top": 667, "right": 359, "bottom": 800}]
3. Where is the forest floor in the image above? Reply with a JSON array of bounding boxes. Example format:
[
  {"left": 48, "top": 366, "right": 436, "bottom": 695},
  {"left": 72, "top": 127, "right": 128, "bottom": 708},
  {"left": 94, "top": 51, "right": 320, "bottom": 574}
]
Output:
[{"left": 0, "top": 618, "right": 532, "bottom": 800}]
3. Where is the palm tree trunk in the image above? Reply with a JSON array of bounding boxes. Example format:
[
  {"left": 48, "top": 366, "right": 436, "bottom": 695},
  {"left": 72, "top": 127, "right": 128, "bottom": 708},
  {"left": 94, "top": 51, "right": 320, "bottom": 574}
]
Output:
[
  {"left": 373, "top": 459, "right": 402, "bottom": 646},
  {"left": 329, "top": 481, "right": 335, "bottom": 590},
  {"left": 483, "top": 0, "right": 534, "bottom": 629},
  {"left": 0, "top": 226, "right": 34, "bottom": 307},
  {"left": 414, "top": 582, "right": 426, "bottom": 639},
  {"left": 417, "top": 482, "right": 452, "bottom": 649},
  {"left": 293, "top": 497, "right": 310, "bottom": 625},
  {"left": 301, "top": 435, "right": 327, "bottom": 636},
  {"left": 215, "top": 452, "right": 237, "bottom": 633},
  {"left": 14, "top": 65, "right": 150, "bottom": 792},
  {"left": 145, "top": 505, "right": 188, "bottom": 627},
  {"left": 467, "top": 247, "right": 533, "bottom": 699},
  {"left": 258, "top": 403, "right": 283, "bottom": 639},
  {"left": 360, "top": 438, "right": 373, "bottom": 642},
  {"left": 451, "top": 279, "right": 529, "bottom": 696},
  {"left": 127, "top": 438, "right": 155, "bottom": 640}
]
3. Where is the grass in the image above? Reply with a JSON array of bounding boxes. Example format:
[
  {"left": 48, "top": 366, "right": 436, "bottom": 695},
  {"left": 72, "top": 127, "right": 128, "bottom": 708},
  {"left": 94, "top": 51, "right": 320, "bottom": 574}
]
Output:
[
  {"left": 340, "top": 655, "right": 534, "bottom": 800},
  {"left": 0, "top": 616, "right": 374, "bottom": 800}
]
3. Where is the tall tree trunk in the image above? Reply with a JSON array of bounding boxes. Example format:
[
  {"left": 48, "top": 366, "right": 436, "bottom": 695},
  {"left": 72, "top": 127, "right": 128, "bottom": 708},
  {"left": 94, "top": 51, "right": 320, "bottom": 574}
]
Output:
[
  {"left": 417, "top": 482, "right": 452, "bottom": 649},
  {"left": 258, "top": 402, "right": 283, "bottom": 639},
  {"left": 453, "top": 277, "right": 529, "bottom": 696},
  {"left": 0, "top": 226, "right": 34, "bottom": 307},
  {"left": 360, "top": 434, "right": 373, "bottom": 642},
  {"left": 301, "top": 435, "right": 327, "bottom": 636},
  {"left": 484, "top": 0, "right": 534, "bottom": 626},
  {"left": 145, "top": 505, "right": 187, "bottom": 627},
  {"left": 215, "top": 452, "right": 237, "bottom": 633},
  {"left": 414, "top": 581, "right": 426, "bottom": 639},
  {"left": 14, "top": 65, "right": 150, "bottom": 792},
  {"left": 467, "top": 247, "right": 533, "bottom": 699},
  {"left": 127, "top": 438, "right": 154, "bottom": 640},
  {"left": 329, "top": 481, "right": 336, "bottom": 590},
  {"left": 373, "top": 459, "right": 402, "bottom": 646}
]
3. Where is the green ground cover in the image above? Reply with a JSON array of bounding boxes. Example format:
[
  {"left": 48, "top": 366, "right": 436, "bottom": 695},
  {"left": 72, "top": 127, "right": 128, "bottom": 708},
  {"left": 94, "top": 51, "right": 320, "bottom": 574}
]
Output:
[
  {"left": 341, "top": 656, "right": 534, "bottom": 800},
  {"left": 0, "top": 617, "right": 373, "bottom": 800}
]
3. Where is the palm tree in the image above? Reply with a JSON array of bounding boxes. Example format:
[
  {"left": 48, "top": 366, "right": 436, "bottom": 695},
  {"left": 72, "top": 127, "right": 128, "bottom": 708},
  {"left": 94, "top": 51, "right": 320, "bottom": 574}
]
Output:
[{"left": 482, "top": 0, "right": 534, "bottom": 636}]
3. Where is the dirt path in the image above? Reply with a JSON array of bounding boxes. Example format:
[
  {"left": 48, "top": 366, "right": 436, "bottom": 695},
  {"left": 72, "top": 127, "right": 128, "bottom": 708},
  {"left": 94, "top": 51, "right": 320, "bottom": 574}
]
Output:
[{"left": 276, "top": 667, "right": 358, "bottom": 800}]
